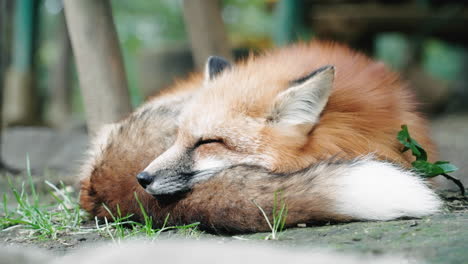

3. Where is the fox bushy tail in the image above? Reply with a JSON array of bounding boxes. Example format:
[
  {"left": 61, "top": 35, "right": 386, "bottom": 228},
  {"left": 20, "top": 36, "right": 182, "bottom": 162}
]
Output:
[{"left": 216, "top": 156, "right": 442, "bottom": 226}]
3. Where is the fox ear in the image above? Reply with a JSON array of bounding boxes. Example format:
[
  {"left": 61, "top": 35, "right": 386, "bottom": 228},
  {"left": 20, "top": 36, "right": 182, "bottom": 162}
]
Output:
[
  {"left": 268, "top": 65, "right": 335, "bottom": 131},
  {"left": 204, "top": 56, "right": 232, "bottom": 82}
]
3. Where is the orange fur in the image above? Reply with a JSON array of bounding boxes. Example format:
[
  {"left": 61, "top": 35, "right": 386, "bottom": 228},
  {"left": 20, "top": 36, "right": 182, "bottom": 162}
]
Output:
[
  {"left": 176, "top": 42, "right": 435, "bottom": 172},
  {"left": 80, "top": 42, "right": 437, "bottom": 233}
]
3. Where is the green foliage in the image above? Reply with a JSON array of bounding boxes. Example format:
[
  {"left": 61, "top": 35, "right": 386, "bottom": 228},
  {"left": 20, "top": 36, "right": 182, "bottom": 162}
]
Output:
[
  {"left": 424, "top": 39, "right": 465, "bottom": 82},
  {"left": 375, "top": 34, "right": 464, "bottom": 82},
  {"left": 0, "top": 158, "right": 84, "bottom": 239},
  {"left": 398, "top": 125, "right": 458, "bottom": 178},
  {"left": 398, "top": 125, "right": 464, "bottom": 195},
  {"left": 222, "top": 0, "right": 274, "bottom": 42}
]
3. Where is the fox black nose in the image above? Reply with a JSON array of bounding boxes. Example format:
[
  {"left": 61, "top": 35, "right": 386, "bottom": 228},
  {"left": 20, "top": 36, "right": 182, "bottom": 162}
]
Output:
[{"left": 136, "top": 171, "right": 154, "bottom": 188}]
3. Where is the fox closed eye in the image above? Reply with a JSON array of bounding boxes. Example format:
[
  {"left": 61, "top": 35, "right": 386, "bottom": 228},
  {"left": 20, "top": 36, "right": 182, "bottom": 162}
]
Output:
[{"left": 194, "top": 138, "right": 224, "bottom": 148}]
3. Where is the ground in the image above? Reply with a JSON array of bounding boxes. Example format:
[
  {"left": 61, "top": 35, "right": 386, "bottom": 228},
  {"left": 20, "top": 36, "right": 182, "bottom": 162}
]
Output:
[
  {"left": 1, "top": 114, "right": 467, "bottom": 263},
  {"left": 0, "top": 190, "right": 466, "bottom": 263}
]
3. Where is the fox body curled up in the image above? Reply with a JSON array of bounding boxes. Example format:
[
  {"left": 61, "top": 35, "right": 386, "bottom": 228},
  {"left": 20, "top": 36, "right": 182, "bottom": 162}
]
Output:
[{"left": 80, "top": 42, "right": 441, "bottom": 233}]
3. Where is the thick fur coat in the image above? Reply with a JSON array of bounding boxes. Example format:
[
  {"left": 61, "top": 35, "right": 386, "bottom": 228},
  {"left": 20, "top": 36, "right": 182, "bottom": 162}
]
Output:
[{"left": 80, "top": 42, "right": 441, "bottom": 233}]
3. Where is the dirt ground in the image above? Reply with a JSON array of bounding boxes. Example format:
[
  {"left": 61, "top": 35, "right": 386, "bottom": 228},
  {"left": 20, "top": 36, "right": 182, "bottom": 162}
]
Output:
[{"left": 1, "top": 190, "right": 467, "bottom": 264}]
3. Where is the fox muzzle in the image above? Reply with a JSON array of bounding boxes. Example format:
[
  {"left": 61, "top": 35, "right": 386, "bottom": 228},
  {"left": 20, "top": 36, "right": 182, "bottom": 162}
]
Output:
[{"left": 137, "top": 168, "right": 192, "bottom": 196}]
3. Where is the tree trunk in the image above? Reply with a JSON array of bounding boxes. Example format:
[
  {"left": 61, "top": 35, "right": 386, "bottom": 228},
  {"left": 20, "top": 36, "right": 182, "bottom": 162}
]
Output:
[
  {"left": 0, "top": 0, "right": 19, "bottom": 173},
  {"left": 48, "top": 12, "right": 73, "bottom": 128},
  {"left": 63, "top": 0, "right": 131, "bottom": 137},
  {"left": 182, "top": 0, "right": 233, "bottom": 69}
]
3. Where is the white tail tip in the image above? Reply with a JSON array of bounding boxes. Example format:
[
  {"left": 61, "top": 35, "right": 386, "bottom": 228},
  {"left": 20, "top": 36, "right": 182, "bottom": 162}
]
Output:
[{"left": 332, "top": 159, "right": 442, "bottom": 221}]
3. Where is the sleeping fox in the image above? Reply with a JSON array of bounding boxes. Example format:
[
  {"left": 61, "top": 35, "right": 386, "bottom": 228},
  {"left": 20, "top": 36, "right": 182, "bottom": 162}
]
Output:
[{"left": 80, "top": 42, "right": 441, "bottom": 233}]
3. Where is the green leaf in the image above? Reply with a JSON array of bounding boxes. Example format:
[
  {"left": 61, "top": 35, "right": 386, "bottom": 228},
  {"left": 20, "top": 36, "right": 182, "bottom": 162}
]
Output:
[
  {"left": 434, "top": 161, "right": 458, "bottom": 174},
  {"left": 411, "top": 159, "right": 458, "bottom": 178},
  {"left": 397, "top": 125, "right": 427, "bottom": 161},
  {"left": 398, "top": 125, "right": 462, "bottom": 194},
  {"left": 411, "top": 160, "right": 444, "bottom": 178},
  {"left": 397, "top": 125, "right": 412, "bottom": 148},
  {"left": 397, "top": 125, "right": 408, "bottom": 140}
]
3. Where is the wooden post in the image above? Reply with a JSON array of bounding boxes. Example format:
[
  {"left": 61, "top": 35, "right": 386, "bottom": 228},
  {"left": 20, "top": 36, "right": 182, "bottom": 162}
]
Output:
[
  {"left": 48, "top": 12, "right": 73, "bottom": 128},
  {"left": 182, "top": 0, "right": 233, "bottom": 69},
  {"left": 0, "top": 0, "right": 20, "bottom": 173},
  {"left": 2, "top": 0, "right": 40, "bottom": 126},
  {"left": 63, "top": 0, "right": 131, "bottom": 136}
]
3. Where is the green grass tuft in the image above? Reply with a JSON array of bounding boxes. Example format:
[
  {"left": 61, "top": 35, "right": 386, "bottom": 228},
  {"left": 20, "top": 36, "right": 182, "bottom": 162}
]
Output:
[
  {"left": 94, "top": 193, "right": 201, "bottom": 242},
  {"left": 0, "top": 159, "right": 201, "bottom": 241},
  {"left": 252, "top": 191, "right": 288, "bottom": 240}
]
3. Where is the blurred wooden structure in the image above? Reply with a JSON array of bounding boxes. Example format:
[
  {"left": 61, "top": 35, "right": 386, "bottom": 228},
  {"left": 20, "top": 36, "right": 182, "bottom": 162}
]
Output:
[
  {"left": 64, "top": 0, "right": 132, "bottom": 136},
  {"left": 47, "top": 13, "right": 73, "bottom": 128},
  {"left": 62, "top": 0, "right": 233, "bottom": 136},
  {"left": 305, "top": 2, "right": 468, "bottom": 53},
  {"left": 2, "top": 0, "right": 40, "bottom": 126},
  {"left": 295, "top": 0, "right": 468, "bottom": 113},
  {"left": 0, "top": 0, "right": 20, "bottom": 173},
  {"left": 5, "top": 0, "right": 465, "bottom": 136},
  {"left": 182, "top": 0, "right": 233, "bottom": 69}
]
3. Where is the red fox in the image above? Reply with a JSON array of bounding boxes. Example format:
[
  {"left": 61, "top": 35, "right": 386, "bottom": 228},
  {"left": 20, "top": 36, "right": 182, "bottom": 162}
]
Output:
[{"left": 80, "top": 42, "right": 441, "bottom": 233}]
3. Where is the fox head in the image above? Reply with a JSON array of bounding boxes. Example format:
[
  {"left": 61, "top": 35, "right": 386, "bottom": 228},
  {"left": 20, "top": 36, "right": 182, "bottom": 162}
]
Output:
[{"left": 137, "top": 56, "right": 335, "bottom": 196}]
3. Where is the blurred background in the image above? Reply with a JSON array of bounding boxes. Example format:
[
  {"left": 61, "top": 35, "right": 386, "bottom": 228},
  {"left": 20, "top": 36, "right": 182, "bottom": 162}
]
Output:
[{"left": 0, "top": 0, "right": 467, "bottom": 189}]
